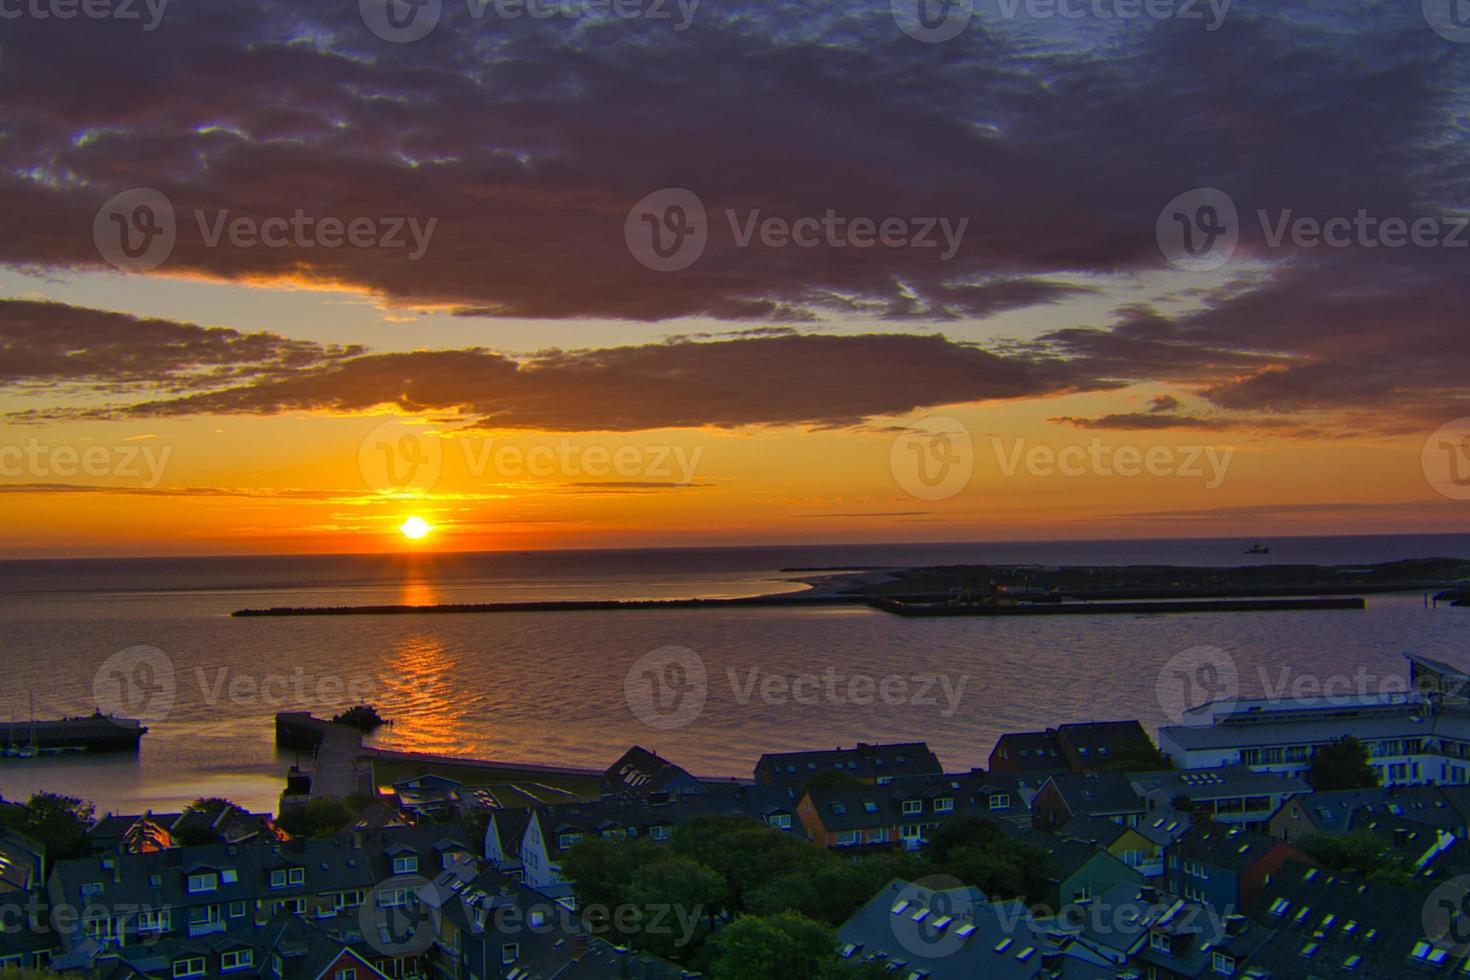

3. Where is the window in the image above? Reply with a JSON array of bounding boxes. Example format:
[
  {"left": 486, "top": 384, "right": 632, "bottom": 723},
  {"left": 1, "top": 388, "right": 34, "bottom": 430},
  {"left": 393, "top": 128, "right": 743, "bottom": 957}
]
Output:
[
  {"left": 901, "top": 800, "right": 922, "bottom": 814},
  {"left": 1150, "top": 933, "right": 1171, "bottom": 953},
  {"left": 186, "top": 873, "right": 217, "bottom": 894},
  {"left": 1211, "top": 952, "right": 1235, "bottom": 976},
  {"left": 502, "top": 943, "right": 520, "bottom": 965},
  {"left": 768, "top": 814, "right": 792, "bottom": 829},
  {"left": 934, "top": 798, "right": 954, "bottom": 813},
  {"left": 173, "top": 958, "right": 206, "bottom": 978},
  {"left": 288, "top": 867, "right": 305, "bottom": 885},
  {"left": 270, "top": 870, "right": 287, "bottom": 888},
  {"left": 228, "top": 901, "right": 247, "bottom": 918},
  {"left": 334, "top": 971, "right": 358, "bottom": 980},
  {"left": 221, "top": 950, "right": 253, "bottom": 972},
  {"left": 988, "top": 794, "right": 1011, "bottom": 809},
  {"left": 835, "top": 830, "right": 861, "bottom": 846},
  {"left": 900, "top": 824, "right": 922, "bottom": 840},
  {"left": 868, "top": 828, "right": 888, "bottom": 843},
  {"left": 649, "top": 825, "right": 671, "bottom": 841},
  {"left": 221, "top": 868, "right": 238, "bottom": 884},
  {"left": 392, "top": 855, "right": 419, "bottom": 874}
]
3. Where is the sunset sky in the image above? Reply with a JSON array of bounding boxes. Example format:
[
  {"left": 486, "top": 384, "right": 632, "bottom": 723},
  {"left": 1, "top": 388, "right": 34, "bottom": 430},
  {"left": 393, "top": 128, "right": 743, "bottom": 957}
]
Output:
[{"left": 2, "top": 0, "right": 1468, "bottom": 557}]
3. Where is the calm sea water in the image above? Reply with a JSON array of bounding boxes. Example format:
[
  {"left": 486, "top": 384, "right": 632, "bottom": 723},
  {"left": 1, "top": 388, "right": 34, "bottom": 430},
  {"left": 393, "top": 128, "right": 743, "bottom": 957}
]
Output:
[{"left": 1, "top": 535, "right": 1467, "bottom": 816}]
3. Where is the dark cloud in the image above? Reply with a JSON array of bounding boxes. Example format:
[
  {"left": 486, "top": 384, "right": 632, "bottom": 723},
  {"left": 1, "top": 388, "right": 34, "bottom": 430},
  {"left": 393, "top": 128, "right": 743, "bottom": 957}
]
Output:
[
  {"left": 0, "top": 1, "right": 1466, "bottom": 429},
  {"left": 0, "top": 300, "right": 361, "bottom": 392},
  {"left": 1050, "top": 412, "right": 1236, "bottom": 431}
]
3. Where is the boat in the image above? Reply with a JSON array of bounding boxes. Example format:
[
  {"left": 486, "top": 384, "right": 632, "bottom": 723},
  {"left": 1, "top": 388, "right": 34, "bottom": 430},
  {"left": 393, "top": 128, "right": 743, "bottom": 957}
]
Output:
[
  {"left": 0, "top": 709, "right": 148, "bottom": 757},
  {"left": 1244, "top": 543, "right": 1270, "bottom": 555}
]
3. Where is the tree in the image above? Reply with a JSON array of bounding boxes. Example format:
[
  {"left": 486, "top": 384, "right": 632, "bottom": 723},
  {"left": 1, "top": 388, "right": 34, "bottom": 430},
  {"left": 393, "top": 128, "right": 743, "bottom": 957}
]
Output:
[
  {"left": 704, "top": 913, "right": 847, "bottom": 980},
  {"left": 626, "top": 855, "right": 727, "bottom": 958},
  {"left": 1306, "top": 737, "right": 1379, "bottom": 791},
  {"left": 1296, "top": 830, "right": 1413, "bottom": 886},
  {"left": 925, "top": 817, "right": 1055, "bottom": 905},
  {"left": 561, "top": 836, "right": 662, "bottom": 911},
  {"left": 276, "top": 798, "right": 354, "bottom": 839},
  {"left": 0, "top": 793, "right": 94, "bottom": 861}
]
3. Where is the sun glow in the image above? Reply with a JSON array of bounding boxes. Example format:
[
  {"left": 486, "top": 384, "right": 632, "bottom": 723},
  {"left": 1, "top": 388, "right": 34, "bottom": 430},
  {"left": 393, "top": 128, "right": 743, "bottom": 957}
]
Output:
[{"left": 399, "top": 516, "right": 432, "bottom": 540}]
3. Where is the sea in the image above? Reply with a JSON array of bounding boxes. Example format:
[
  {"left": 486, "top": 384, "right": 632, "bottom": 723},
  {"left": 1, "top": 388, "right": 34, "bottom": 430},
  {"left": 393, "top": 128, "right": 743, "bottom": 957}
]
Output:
[{"left": 1, "top": 534, "right": 1468, "bottom": 817}]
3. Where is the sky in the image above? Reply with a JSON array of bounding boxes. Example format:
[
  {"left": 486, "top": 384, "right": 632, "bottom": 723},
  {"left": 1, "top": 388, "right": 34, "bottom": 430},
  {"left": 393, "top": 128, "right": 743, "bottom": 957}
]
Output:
[{"left": 1, "top": 0, "right": 1469, "bottom": 557}]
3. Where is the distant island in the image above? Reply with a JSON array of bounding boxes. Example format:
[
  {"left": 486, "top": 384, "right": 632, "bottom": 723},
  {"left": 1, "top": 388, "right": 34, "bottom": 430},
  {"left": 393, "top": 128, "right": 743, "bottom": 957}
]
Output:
[{"left": 231, "top": 558, "right": 1470, "bottom": 617}]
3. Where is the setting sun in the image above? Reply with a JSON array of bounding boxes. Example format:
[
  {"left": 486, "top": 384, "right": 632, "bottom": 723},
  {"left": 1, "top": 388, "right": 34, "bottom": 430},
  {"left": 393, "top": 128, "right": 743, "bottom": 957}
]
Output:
[{"left": 399, "top": 516, "right": 432, "bottom": 540}]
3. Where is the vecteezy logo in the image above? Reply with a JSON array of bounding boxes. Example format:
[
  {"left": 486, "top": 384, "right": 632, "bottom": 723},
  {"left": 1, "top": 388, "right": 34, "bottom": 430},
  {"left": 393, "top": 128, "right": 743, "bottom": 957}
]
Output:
[
  {"left": 1157, "top": 645, "right": 1239, "bottom": 726},
  {"left": 1424, "top": 877, "right": 1470, "bottom": 957},
  {"left": 93, "top": 188, "right": 176, "bottom": 273},
  {"left": 1424, "top": 0, "right": 1470, "bottom": 43},
  {"left": 358, "top": 418, "right": 444, "bottom": 494},
  {"left": 624, "top": 188, "right": 708, "bottom": 272},
  {"left": 625, "top": 645, "right": 708, "bottom": 730},
  {"left": 360, "top": 0, "right": 442, "bottom": 42},
  {"left": 889, "top": 416, "right": 973, "bottom": 501},
  {"left": 1156, "top": 188, "right": 1239, "bottom": 272},
  {"left": 93, "top": 645, "right": 177, "bottom": 725},
  {"left": 891, "top": 0, "right": 973, "bottom": 43},
  {"left": 890, "top": 875, "right": 978, "bottom": 959},
  {"left": 1423, "top": 418, "right": 1470, "bottom": 501},
  {"left": 360, "top": 875, "right": 442, "bottom": 957}
]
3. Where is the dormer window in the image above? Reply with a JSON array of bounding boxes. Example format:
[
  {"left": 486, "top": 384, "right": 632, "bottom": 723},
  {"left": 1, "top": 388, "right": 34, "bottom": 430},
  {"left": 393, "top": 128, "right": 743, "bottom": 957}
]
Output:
[
  {"left": 901, "top": 800, "right": 922, "bottom": 815},
  {"left": 988, "top": 794, "right": 1011, "bottom": 809},
  {"left": 393, "top": 854, "right": 419, "bottom": 874},
  {"left": 187, "top": 872, "right": 217, "bottom": 894},
  {"left": 934, "top": 798, "right": 955, "bottom": 813},
  {"left": 173, "top": 957, "right": 206, "bottom": 978}
]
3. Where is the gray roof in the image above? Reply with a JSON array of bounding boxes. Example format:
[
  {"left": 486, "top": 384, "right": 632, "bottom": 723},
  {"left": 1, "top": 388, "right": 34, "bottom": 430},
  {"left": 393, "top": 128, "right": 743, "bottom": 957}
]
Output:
[
  {"left": 806, "top": 772, "right": 1028, "bottom": 833},
  {"left": 756, "top": 741, "right": 941, "bottom": 783},
  {"left": 1130, "top": 764, "right": 1311, "bottom": 802},
  {"left": 837, "top": 878, "right": 1052, "bottom": 980},
  {"left": 1043, "top": 772, "right": 1146, "bottom": 817}
]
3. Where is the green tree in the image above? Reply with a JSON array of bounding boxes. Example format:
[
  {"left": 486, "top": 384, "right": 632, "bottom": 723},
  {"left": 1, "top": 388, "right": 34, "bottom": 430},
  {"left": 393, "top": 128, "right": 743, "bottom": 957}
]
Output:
[
  {"left": 276, "top": 798, "right": 354, "bottom": 839},
  {"left": 560, "top": 836, "right": 661, "bottom": 910},
  {"left": 925, "top": 817, "right": 1055, "bottom": 904},
  {"left": 626, "top": 855, "right": 728, "bottom": 958},
  {"left": 1306, "top": 737, "right": 1379, "bottom": 791},
  {"left": 672, "top": 816, "right": 822, "bottom": 913},
  {"left": 1, "top": 793, "right": 94, "bottom": 861},
  {"left": 1296, "top": 830, "right": 1413, "bottom": 885},
  {"left": 705, "top": 913, "right": 846, "bottom": 980}
]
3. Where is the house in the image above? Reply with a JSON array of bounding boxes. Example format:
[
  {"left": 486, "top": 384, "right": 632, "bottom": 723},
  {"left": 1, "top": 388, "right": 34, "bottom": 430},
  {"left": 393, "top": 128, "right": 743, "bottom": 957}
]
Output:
[
  {"left": 392, "top": 774, "right": 463, "bottom": 818},
  {"left": 1159, "top": 653, "right": 1470, "bottom": 786},
  {"left": 1249, "top": 859, "right": 1470, "bottom": 977},
  {"left": 1130, "top": 765, "right": 1309, "bottom": 831},
  {"left": 1163, "top": 820, "right": 1309, "bottom": 912},
  {"left": 602, "top": 745, "right": 709, "bottom": 801},
  {"left": 0, "top": 829, "right": 44, "bottom": 892},
  {"left": 434, "top": 867, "right": 692, "bottom": 980},
  {"left": 1129, "top": 899, "right": 1275, "bottom": 980},
  {"left": 1010, "top": 829, "right": 1145, "bottom": 912},
  {"left": 1267, "top": 784, "right": 1470, "bottom": 842},
  {"left": 1053, "top": 721, "right": 1160, "bottom": 772},
  {"left": 754, "top": 741, "right": 942, "bottom": 786},
  {"left": 45, "top": 824, "right": 473, "bottom": 961},
  {"left": 836, "top": 877, "right": 1110, "bottom": 979},
  {"left": 988, "top": 721, "right": 1159, "bottom": 778},
  {"left": 90, "top": 909, "right": 391, "bottom": 979},
  {"left": 1057, "top": 814, "right": 1165, "bottom": 879},
  {"left": 987, "top": 731, "right": 1069, "bottom": 777},
  {"left": 84, "top": 804, "right": 280, "bottom": 854},
  {"left": 515, "top": 785, "right": 800, "bottom": 898},
  {"left": 1031, "top": 772, "right": 1146, "bottom": 831},
  {"left": 797, "top": 772, "right": 1028, "bottom": 850},
  {"left": 0, "top": 892, "right": 55, "bottom": 971}
]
